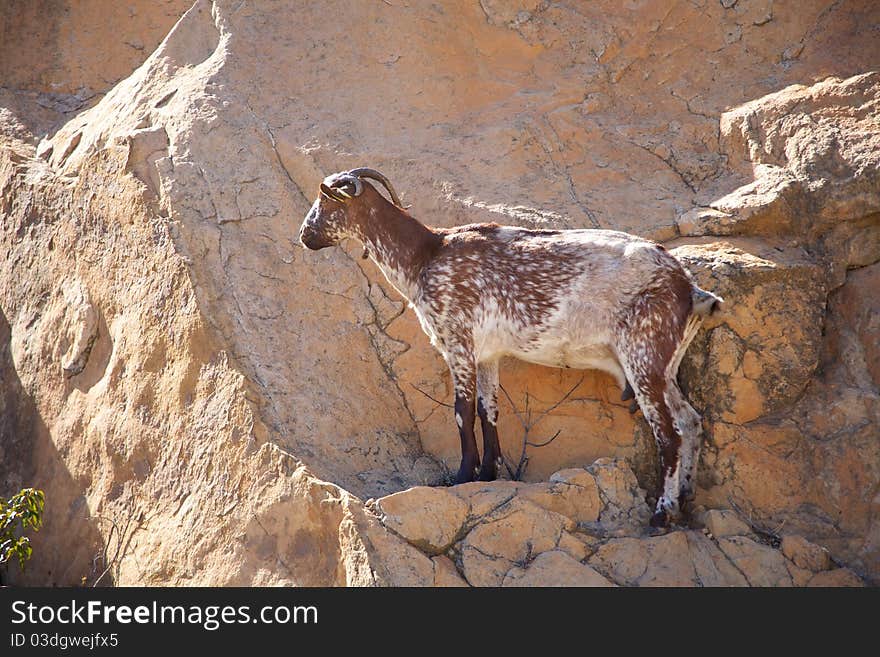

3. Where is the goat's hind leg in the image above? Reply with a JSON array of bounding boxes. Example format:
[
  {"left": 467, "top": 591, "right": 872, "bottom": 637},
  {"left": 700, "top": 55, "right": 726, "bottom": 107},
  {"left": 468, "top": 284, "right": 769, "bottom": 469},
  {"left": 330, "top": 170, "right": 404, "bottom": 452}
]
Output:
[
  {"left": 665, "top": 382, "right": 702, "bottom": 513},
  {"left": 616, "top": 270, "right": 704, "bottom": 527},
  {"left": 666, "top": 313, "right": 705, "bottom": 513},
  {"left": 476, "top": 360, "right": 502, "bottom": 481},
  {"left": 618, "top": 342, "right": 686, "bottom": 527},
  {"left": 629, "top": 377, "right": 684, "bottom": 528}
]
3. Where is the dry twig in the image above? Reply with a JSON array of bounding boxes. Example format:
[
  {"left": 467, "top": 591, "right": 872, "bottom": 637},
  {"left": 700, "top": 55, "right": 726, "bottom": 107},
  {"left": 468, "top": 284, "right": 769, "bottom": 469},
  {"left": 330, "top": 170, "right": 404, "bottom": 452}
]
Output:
[
  {"left": 499, "top": 376, "right": 584, "bottom": 480},
  {"left": 410, "top": 382, "right": 453, "bottom": 408}
]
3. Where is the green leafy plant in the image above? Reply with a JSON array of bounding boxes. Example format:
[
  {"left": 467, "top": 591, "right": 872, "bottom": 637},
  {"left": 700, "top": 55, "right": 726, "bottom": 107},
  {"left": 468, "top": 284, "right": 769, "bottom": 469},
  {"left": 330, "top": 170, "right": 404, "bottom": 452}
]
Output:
[{"left": 1, "top": 488, "right": 45, "bottom": 570}]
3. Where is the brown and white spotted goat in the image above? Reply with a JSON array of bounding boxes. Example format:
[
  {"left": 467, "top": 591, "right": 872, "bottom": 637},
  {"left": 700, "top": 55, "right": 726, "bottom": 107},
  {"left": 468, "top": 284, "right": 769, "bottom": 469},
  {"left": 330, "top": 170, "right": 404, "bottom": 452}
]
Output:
[{"left": 299, "top": 168, "right": 722, "bottom": 527}]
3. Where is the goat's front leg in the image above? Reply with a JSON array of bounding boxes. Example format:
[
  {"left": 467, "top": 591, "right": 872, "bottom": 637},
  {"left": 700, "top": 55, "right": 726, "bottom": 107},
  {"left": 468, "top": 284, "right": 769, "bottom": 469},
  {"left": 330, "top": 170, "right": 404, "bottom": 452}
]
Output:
[
  {"left": 476, "top": 359, "right": 501, "bottom": 481},
  {"left": 446, "top": 350, "right": 479, "bottom": 484}
]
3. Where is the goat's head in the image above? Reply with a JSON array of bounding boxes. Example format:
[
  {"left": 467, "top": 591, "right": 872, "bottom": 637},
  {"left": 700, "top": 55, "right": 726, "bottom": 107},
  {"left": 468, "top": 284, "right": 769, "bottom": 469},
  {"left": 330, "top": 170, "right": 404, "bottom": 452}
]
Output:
[{"left": 299, "top": 168, "right": 402, "bottom": 250}]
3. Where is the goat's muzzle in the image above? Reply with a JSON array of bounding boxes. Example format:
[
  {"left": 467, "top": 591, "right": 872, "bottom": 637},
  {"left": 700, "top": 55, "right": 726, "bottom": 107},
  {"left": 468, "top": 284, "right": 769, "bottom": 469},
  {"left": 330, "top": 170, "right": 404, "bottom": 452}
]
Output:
[{"left": 299, "top": 225, "right": 333, "bottom": 250}]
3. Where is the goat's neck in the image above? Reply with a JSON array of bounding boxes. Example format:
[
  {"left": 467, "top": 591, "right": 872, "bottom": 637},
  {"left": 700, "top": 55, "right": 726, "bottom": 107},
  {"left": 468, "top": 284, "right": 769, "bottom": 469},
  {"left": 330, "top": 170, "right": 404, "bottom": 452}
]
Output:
[{"left": 351, "top": 205, "right": 440, "bottom": 300}]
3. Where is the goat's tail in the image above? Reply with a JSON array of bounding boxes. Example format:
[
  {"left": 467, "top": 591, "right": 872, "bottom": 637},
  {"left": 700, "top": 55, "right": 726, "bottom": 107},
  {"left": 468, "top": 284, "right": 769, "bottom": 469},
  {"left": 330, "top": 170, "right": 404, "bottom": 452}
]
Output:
[
  {"left": 664, "top": 283, "right": 723, "bottom": 382},
  {"left": 692, "top": 285, "right": 723, "bottom": 317}
]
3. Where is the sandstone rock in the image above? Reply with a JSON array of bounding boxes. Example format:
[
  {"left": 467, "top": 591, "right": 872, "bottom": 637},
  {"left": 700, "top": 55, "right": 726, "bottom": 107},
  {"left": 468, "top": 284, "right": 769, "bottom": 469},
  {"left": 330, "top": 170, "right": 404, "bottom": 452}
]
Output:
[
  {"left": 0, "top": 0, "right": 193, "bottom": 97},
  {"left": 571, "top": 532, "right": 604, "bottom": 553},
  {"left": 459, "top": 497, "right": 570, "bottom": 587},
  {"left": 56, "top": 279, "right": 100, "bottom": 378},
  {"left": 450, "top": 480, "right": 525, "bottom": 518},
  {"left": 339, "top": 498, "right": 435, "bottom": 587},
  {"left": 556, "top": 531, "right": 590, "bottom": 562},
  {"left": 587, "top": 531, "right": 673, "bottom": 586},
  {"left": 502, "top": 550, "right": 614, "bottom": 587},
  {"left": 587, "top": 458, "right": 651, "bottom": 529},
  {"left": 717, "top": 536, "right": 792, "bottom": 587},
  {"left": 549, "top": 468, "right": 595, "bottom": 488},
  {"left": 684, "top": 532, "right": 749, "bottom": 587},
  {"left": 464, "top": 497, "right": 573, "bottom": 556},
  {"left": 829, "top": 262, "right": 880, "bottom": 389},
  {"left": 589, "top": 530, "right": 756, "bottom": 587},
  {"left": 716, "top": 73, "right": 880, "bottom": 241},
  {"left": 786, "top": 563, "right": 815, "bottom": 587},
  {"left": 518, "top": 469, "right": 602, "bottom": 524},
  {"left": 588, "top": 537, "right": 658, "bottom": 586},
  {"left": 699, "top": 412, "right": 878, "bottom": 581},
  {"left": 781, "top": 535, "right": 831, "bottom": 572},
  {"left": 457, "top": 548, "right": 511, "bottom": 589},
  {"left": 674, "top": 239, "right": 827, "bottom": 424},
  {"left": 375, "top": 486, "right": 469, "bottom": 554},
  {"left": 432, "top": 555, "right": 469, "bottom": 588},
  {"left": 807, "top": 568, "right": 864, "bottom": 588},
  {"left": 700, "top": 509, "right": 753, "bottom": 538}
]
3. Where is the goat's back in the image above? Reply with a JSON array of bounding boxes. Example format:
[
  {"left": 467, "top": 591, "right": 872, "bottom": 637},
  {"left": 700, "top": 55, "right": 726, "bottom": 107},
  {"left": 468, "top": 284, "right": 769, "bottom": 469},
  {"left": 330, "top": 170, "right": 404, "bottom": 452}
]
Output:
[
  {"left": 417, "top": 224, "right": 691, "bottom": 347},
  {"left": 425, "top": 224, "right": 681, "bottom": 303}
]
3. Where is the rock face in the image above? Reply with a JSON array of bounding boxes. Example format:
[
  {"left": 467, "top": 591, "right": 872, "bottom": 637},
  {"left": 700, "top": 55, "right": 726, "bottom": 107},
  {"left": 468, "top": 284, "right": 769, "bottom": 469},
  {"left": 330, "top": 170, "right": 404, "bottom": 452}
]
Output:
[
  {"left": 0, "top": 1, "right": 877, "bottom": 586},
  {"left": 0, "top": 1, "right": 195, "bottom": 98}
]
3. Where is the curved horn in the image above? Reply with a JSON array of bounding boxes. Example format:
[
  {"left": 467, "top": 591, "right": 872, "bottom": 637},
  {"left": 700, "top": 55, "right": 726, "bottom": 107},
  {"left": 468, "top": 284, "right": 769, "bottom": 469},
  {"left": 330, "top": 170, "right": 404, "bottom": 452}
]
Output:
[
  {"left": 347, "top": 168, "right": 402, "bottom": 207},
  {"left": 322, "top": 173, "right": 363, "bottom": 201}
]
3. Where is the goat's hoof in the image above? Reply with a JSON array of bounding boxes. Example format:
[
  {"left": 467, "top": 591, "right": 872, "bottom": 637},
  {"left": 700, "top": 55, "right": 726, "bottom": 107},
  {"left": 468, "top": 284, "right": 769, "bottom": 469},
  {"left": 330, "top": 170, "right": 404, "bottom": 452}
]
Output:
[
  {"left": 476, "top": 453, "right": 500, "bottom": 481},
  {"left": 477, "top": 467, "right": 497, "bottom": 482},
  {"left": 649, "top": 508, "right": 670, "bottom": 529},
  {"left": 628, "top": 401, "right": 639, "bottom": 415},
  {"left": 453, "top": 473, "right": 475, "bottom": 485},
  {"left": 453, "top": 464, "right": 479, "bottom": 485},
  {"left": 621, "top": 381, "right": 635, "bottom": 402}
]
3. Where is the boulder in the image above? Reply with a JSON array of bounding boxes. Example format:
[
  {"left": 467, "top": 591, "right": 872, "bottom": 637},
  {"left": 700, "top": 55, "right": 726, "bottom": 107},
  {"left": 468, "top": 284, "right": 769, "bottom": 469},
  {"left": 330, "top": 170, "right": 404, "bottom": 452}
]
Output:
[
  {"left": 374, "top": 486, "right": 469, "bottom": 554},
  {"left": 503, "top": 551, "right": 614, "bottom": 587},
  {"left": 781, "top": 535, "right": 831, "bottom": 573},
  {"left": 518, "top": 468, "right": 603, "bottom": 524},
  {"left": 700, "top": 509, "right": 753, "bottom": 538},
  {"left": 716, "top": 536, "right": 793, "bottom": 587},
  {"left": 459, "top": 497, "right": 570, "bottom": 587},
  {"left": 674, "top": 239, "right": 827, "bottom": 424},
  {"left": 432, "top": 556, "right": 469, "bottom": 588},
  {"left": 807, "top": 568, "right": 864, "bottom": 588},
  {"left": 588, "top": 458, "right": 652, "bottom": 529},
  {"left": 589, "top": 531, "right": 749, "bottom": 587}
]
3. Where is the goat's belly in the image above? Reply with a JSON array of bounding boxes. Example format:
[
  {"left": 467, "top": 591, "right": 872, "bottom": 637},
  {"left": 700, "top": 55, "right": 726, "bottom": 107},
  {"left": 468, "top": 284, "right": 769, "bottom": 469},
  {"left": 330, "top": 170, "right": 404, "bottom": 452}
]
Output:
[{"left": 508, "top": 341, "right": 624, "bottom": 383}]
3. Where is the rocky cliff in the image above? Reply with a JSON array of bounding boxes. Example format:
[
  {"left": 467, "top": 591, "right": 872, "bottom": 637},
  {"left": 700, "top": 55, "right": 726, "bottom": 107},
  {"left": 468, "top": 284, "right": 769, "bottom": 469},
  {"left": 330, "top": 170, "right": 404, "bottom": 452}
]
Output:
[{"left": 1, "top": 0, "right": 877, "bottom": 586}]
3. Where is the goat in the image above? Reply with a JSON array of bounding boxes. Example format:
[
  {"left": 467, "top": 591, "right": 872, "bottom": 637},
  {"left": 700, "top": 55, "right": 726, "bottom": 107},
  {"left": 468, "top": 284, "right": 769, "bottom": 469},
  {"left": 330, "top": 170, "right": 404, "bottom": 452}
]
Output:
[{"left": 299, "top": 168, "right": 722, "bottom": 527}]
